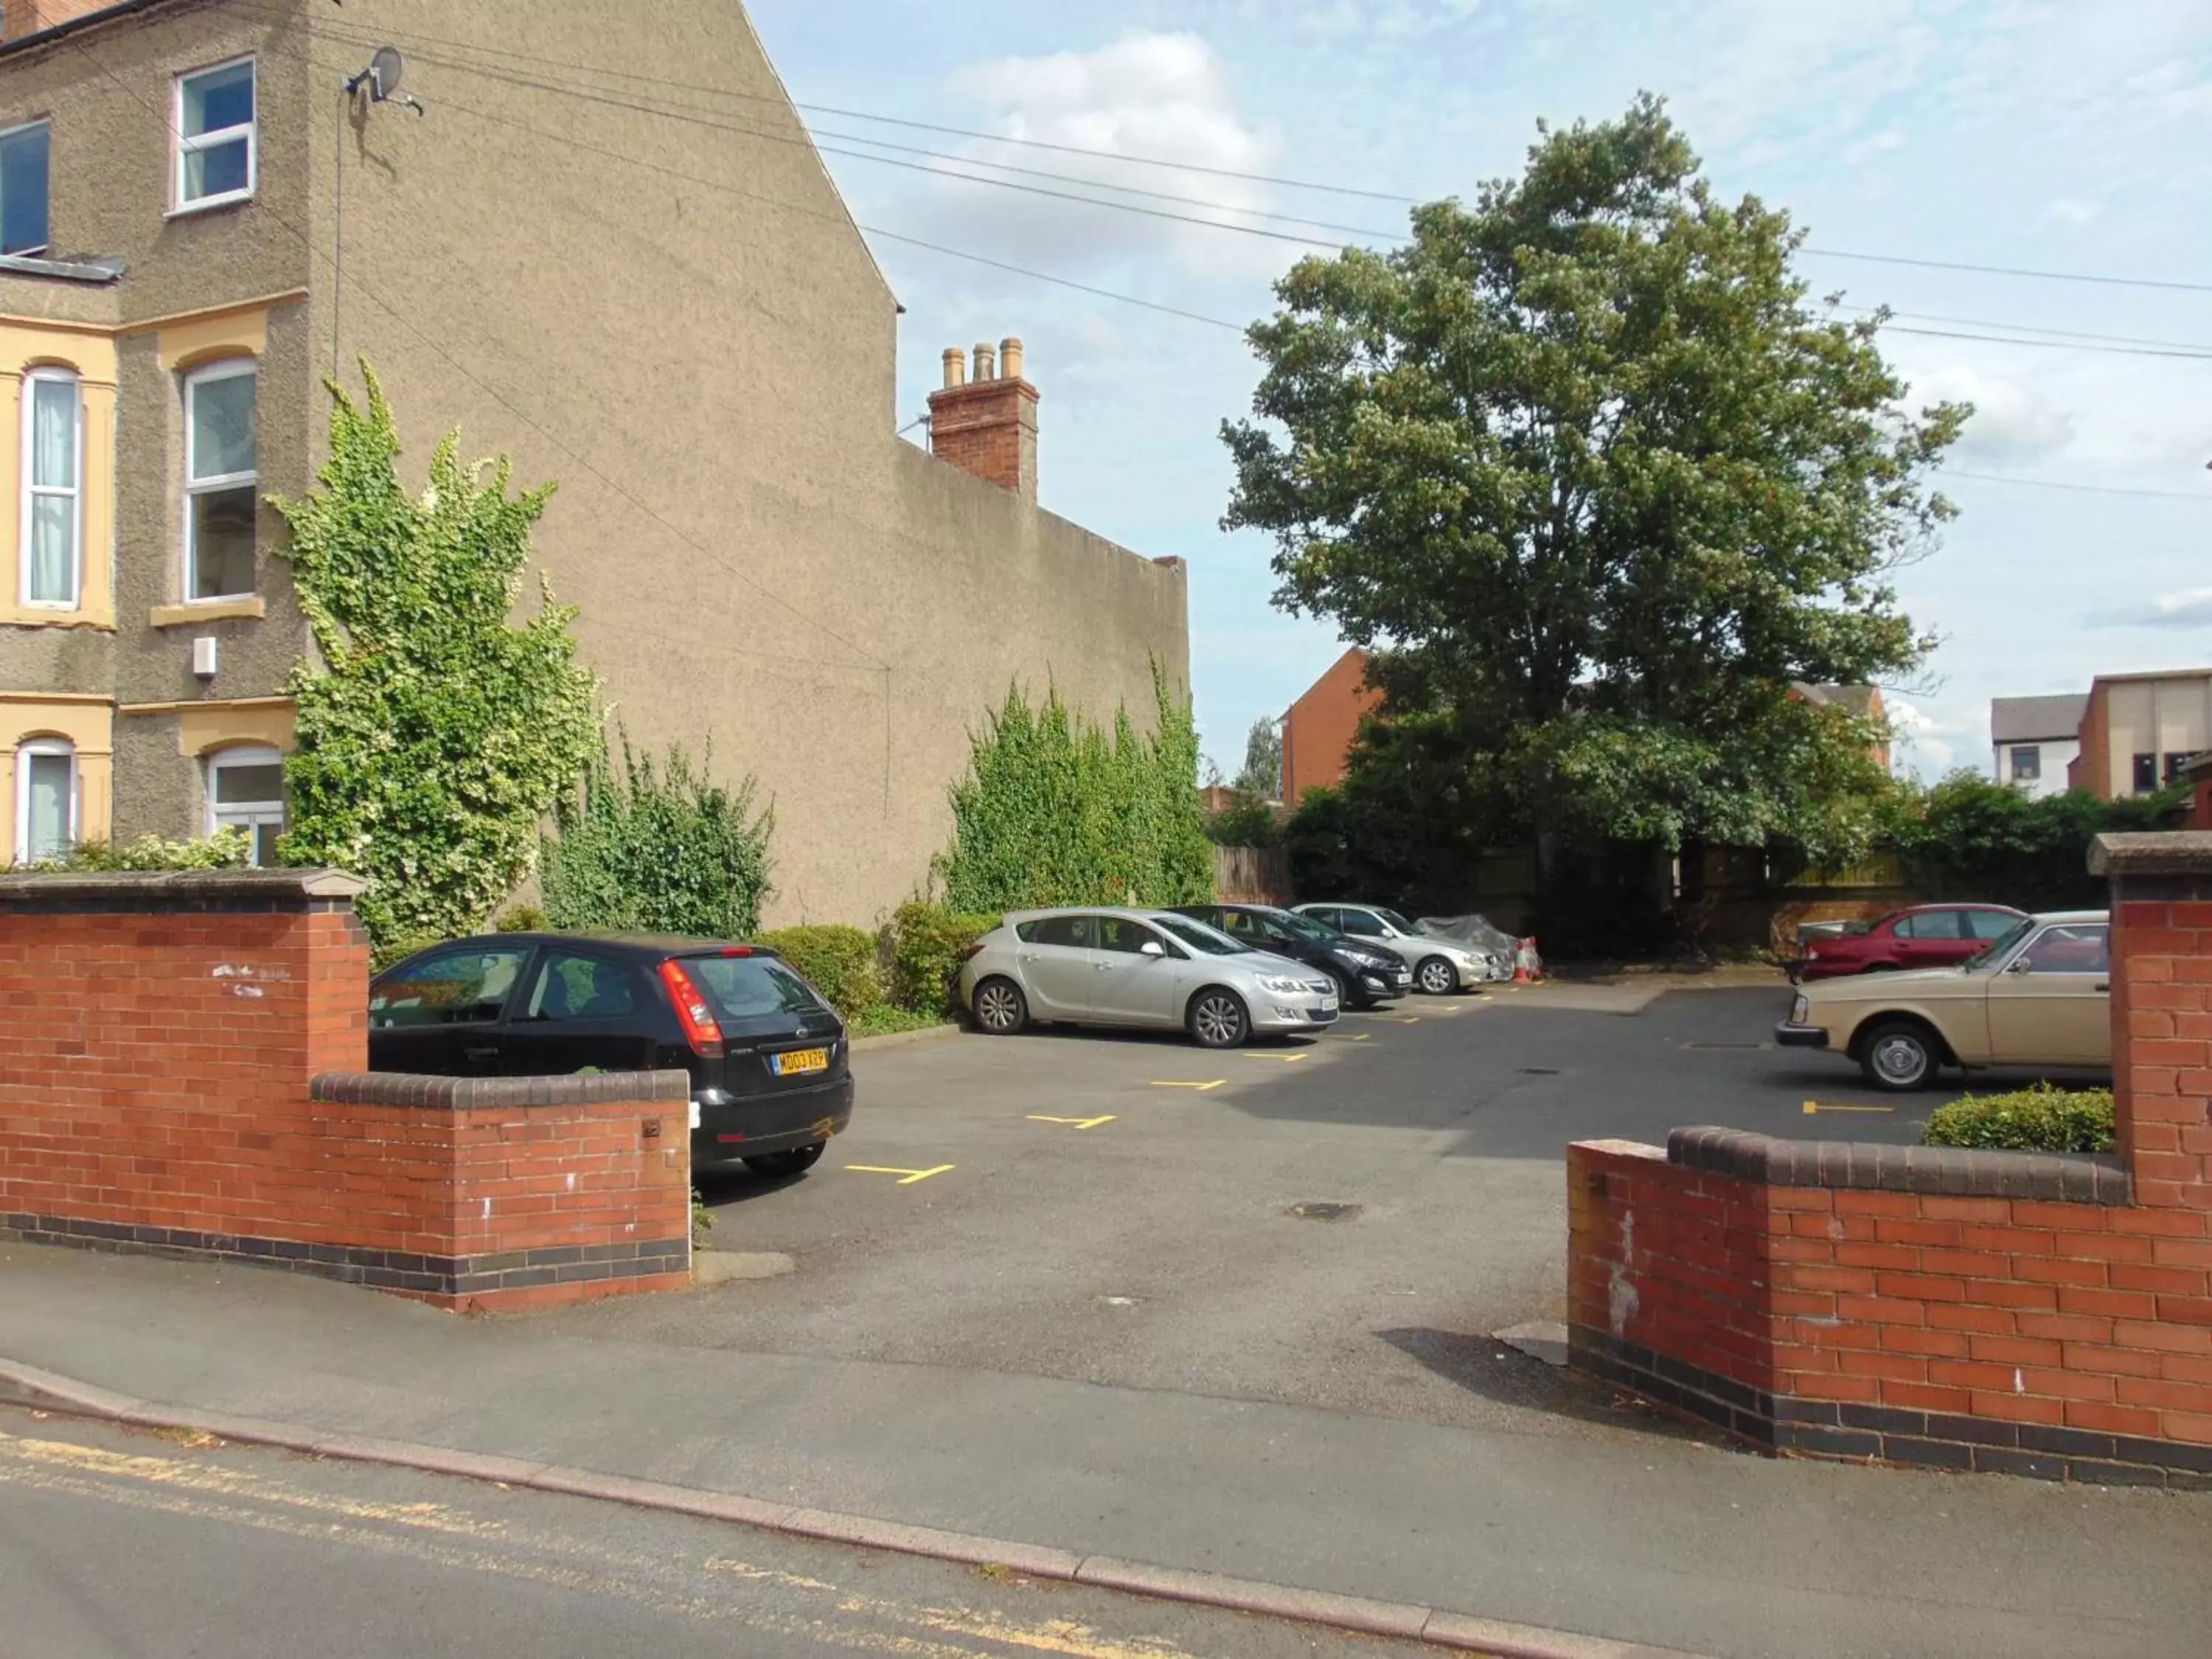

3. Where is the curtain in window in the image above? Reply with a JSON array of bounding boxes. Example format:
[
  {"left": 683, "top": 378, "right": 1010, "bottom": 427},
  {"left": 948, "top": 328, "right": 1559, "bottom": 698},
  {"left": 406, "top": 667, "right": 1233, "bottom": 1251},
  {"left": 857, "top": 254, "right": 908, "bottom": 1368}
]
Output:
[{"left": 26, "top": 377, "right": 75, "bottom": 603}]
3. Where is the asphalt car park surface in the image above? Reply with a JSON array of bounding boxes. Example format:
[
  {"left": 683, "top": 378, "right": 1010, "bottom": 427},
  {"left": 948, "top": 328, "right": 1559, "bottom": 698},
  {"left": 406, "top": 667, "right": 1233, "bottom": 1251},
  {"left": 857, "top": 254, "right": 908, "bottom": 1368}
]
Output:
[{"left": 558, "top": 973, "right": 2114, "bottom": 1439}]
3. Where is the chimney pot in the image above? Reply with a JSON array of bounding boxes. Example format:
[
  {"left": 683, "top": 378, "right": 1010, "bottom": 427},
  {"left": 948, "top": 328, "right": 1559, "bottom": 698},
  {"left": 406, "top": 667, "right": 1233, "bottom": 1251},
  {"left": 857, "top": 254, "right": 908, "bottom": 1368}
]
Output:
[
  {"left": 1000, "top": 337, "right": 1025, "bottom": 382},
  {"left": 973, "top": 341, "right": 997, "bottom": 382},
  {"left": 941, "top": 347, "right": 966, "bottom": 389}
]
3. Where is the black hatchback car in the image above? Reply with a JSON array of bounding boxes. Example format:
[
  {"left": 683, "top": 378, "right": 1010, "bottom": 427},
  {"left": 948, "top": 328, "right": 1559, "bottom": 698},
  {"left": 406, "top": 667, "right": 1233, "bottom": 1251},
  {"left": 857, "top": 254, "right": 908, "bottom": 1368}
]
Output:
[
  {"left": 368, "top": 933, "right": 852, "bottom": 1178},
  {"left": 1172, "top": 903, "right": 1413, "bottom": 1009}
]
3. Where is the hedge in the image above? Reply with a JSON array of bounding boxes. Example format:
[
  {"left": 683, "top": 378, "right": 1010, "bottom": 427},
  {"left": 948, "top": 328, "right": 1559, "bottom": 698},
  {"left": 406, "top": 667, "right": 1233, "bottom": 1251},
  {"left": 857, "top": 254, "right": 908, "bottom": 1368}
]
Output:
[
  {"left": 884, "top": 901, "right": 998, "bottom": 1017},
  {"left": 755, "top": 924, "right": 882, "bottom": 1020},
  {"left": 1921, "top": 1084, "right": 2115, "bottom": 1154}
]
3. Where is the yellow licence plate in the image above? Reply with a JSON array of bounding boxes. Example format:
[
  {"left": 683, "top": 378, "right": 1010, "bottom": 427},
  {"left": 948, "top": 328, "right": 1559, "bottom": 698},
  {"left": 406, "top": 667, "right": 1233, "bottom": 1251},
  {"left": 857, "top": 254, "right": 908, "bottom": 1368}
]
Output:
[{"left": 772, "top": 1048, "right": 829, "bottom": 1077}]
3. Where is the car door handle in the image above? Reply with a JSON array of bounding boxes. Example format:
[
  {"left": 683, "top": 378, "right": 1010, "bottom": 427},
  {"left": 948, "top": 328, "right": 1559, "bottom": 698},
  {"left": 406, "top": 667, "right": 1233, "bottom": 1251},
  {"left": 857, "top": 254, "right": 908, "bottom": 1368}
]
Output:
[{"left": 2094, "top": 981, "right": 2110, "bottom": 993}]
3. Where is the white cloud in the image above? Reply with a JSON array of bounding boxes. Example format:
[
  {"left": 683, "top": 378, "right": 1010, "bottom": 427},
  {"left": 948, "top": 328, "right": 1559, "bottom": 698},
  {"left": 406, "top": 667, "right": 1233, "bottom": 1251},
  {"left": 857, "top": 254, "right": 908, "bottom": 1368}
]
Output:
[
  {"left": 1907, "top": 364, "right": 2075, "bottom": 462},
  {"left": 2042, "top": 195, "right": 2102, "bottom": 225},
  {"left": 1884, "top": 695, "right": 1964, "bottom": 779},
  {"left": 929, "top": 32, "right": 1294, "bottom": 280},
  {"left": 2090, "top": 588, "right": 2212, "bottom": 630}
]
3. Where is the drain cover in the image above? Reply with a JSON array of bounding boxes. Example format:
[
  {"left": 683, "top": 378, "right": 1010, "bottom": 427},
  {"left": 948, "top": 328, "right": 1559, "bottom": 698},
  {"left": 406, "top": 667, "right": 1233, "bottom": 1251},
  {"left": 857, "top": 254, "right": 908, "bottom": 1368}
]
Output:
[
  {"left": 1519, "top": 1066, "right": 1560, "bottom": 1075},
  {"left": 1287, "top": 1202, "right": 1361, "bottom": 1222}
]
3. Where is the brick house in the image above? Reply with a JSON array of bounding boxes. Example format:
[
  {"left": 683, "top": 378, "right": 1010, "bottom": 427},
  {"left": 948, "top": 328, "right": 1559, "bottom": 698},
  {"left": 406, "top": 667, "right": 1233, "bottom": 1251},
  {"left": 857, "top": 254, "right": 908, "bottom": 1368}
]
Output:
[
  {"left": 1279, "top": 647, "right": 1380, "bottom": 806},
  {"left": 0, "top": 0, "right": 1187, "bottom": 920}
]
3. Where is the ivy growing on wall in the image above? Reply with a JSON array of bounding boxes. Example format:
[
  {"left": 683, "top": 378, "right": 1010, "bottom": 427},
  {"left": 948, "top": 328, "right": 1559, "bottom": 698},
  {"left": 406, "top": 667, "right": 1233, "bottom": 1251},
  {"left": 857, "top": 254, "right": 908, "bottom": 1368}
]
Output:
[
  {"left": 274, "top": 364, "right": 599, "bottom": 956},
  {"left": 936, "top": 661, "right": 1212, "bottom": 913},
  {"left": 539, "top": 728, "right": 776, "bottom": 939}
]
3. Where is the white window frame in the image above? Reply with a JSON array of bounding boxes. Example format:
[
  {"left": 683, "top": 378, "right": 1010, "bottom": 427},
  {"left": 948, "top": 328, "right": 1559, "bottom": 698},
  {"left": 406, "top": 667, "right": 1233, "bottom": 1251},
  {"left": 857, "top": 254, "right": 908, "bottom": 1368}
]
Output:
[
  {"left": 205, "top": 742, "right": 285, "bottom": 865},
  {"left": 18, "top": 365, "right": 81, "bottom": 609},
  {"left": 182, "top": 358, "right": 257, "bottom": 601},
  {"left": 0, "top": 117, "right": 51, "bottom": 257},
  {"left": 172, "top": 55, "right": 256, "bottom": 214},
  {"left": 14, "top": 737, "right": 77, "bottom": 863}
]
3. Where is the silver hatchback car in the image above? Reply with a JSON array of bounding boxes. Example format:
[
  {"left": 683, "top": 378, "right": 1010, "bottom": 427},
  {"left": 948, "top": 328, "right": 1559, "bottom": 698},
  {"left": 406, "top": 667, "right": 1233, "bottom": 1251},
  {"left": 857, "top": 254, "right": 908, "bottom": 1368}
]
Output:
[{"left": 959, "top": 908, "right": 1339, "bottom": 1048}]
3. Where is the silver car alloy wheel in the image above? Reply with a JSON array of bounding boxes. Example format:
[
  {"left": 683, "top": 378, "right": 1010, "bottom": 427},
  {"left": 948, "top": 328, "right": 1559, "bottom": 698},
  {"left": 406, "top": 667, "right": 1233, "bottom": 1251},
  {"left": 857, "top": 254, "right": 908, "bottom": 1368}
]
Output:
[
  {"left": 1869, "top": 1031, "right": 1930, "bottom": 1087},
  {"left": 975, "top": 981, "right": 1023, "bottom": 1032},
  {"left": 1417, "top": 957, "right": 1457, "bottom": 995},
  {"left": 1192, "top": 991, "right": 1245, "bottom": 1048}
]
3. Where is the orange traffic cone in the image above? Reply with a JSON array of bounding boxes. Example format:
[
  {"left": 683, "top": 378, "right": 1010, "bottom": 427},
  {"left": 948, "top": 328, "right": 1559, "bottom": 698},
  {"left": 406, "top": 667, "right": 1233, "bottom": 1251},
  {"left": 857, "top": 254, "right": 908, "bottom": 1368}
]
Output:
[{"left": 1513, "top": 937, "right": 1544, "bottom": 984}]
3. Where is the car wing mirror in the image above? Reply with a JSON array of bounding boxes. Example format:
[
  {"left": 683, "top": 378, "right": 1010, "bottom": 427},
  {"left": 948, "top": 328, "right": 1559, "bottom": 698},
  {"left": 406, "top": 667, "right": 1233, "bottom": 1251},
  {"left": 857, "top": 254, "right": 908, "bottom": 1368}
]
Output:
[
  {"left": 2003, "top": 957, "right": 2032, "bottom": 974},
  {"left": 1139, "top": 939, "right": 1166, "bottom": 959}
]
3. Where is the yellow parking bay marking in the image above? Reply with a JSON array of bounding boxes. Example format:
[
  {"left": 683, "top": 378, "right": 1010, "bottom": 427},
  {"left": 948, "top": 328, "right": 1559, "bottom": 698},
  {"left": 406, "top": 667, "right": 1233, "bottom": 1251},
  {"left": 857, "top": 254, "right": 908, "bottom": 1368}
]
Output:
[
  {"left": 844, "top": 1163, "right": 955, "bottom": 1184},
  {"left": 1242, "top": 1050, "right": 1310, "bottom": 1062},
  {"left": 1378, "top": 1015, "right": 1422, "bottom": 1026},
  {"left": 1150, "top": 1079, "right": 1225, "bottom": 1091},
  {"left": 1802, "top": 1100, "right": 1895, "bottom": 1115},
  {"left": 1331, "top": 1033, "right": 1373, "bottom": 1043},
  {"left": 1027, "top": 1114, "right": 1116, "bottom": 1130}
]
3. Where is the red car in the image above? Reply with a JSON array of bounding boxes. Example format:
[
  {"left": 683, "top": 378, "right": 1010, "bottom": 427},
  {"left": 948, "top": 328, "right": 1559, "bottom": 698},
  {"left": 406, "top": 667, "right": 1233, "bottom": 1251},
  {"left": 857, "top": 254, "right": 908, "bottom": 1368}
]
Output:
[{"left": 1794, "top": 903, "right": 2027, "bottom": 981}]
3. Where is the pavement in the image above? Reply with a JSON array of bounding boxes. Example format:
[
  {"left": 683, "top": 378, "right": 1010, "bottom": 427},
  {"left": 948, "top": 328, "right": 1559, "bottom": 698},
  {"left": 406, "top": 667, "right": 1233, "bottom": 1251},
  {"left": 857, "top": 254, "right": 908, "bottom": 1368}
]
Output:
[
  {"left": 4, "top": 977, "right": 2200, "bottom": 1659},
  {"left": 0, "top": 1404, "right": 1456, "bottom": 1659}
]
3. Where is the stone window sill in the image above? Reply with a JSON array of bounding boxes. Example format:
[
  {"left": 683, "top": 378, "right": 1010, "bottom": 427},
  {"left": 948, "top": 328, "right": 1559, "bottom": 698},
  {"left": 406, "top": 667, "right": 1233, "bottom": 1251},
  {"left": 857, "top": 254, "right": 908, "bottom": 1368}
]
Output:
[{"left": 151, "top": 597, "right": 265, "bottom": 627}]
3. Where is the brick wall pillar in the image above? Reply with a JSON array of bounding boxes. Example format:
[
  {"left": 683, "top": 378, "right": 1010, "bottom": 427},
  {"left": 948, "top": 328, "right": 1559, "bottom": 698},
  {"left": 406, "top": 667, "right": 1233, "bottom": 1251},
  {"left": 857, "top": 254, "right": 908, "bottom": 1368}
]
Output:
[{"left": 2093, "top": 832, "right": 2212, "bottom": 1210}]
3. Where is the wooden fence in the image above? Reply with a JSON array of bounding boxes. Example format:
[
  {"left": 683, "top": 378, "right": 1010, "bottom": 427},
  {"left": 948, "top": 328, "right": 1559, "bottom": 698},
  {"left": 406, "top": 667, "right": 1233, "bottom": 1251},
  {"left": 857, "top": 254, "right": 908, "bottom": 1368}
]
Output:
[{"left": 1214, "top": 845, "right": 1292, "bottom": 903}]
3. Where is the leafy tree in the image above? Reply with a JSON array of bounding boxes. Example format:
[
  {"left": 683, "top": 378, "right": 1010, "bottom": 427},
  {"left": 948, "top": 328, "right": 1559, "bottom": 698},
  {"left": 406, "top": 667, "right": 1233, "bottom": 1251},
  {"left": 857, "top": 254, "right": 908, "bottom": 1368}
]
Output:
[
  {"left": 274, "top": 364, "right": 599, "bottom": 953},
  {"left": 1222, "top": 95, "right": 1965, "bottom": 876},
  {"left": 540, "top": 728, "right": 775, "bottom": 938},
  {"left": 937, "top": 662, "right": 1211, "bottom": 912},
  {"left": 1233, "top": 716, "right": 1282, "bottom": 800}
]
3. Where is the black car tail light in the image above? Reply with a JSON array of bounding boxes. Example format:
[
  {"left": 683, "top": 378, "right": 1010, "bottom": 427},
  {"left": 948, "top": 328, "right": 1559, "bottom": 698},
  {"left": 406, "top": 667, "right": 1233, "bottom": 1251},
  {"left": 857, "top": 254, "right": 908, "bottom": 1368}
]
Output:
[{"left": 657, "top": 959, "right": 725, "bottom": 1058}]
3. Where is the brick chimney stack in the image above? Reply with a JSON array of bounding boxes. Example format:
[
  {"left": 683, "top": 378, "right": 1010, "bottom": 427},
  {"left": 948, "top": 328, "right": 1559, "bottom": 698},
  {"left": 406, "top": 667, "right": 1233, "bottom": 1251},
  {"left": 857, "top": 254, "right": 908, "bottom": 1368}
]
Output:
[{"left": 927, "top": 336, "right": 1038, "bottom": 502}]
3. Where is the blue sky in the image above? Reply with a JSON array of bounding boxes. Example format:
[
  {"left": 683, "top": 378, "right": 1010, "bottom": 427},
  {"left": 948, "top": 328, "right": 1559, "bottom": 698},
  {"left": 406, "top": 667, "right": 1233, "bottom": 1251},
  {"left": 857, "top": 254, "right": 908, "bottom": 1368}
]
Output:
[{"left": 748, "top": 0, "right": 2212, "bottom": 781}]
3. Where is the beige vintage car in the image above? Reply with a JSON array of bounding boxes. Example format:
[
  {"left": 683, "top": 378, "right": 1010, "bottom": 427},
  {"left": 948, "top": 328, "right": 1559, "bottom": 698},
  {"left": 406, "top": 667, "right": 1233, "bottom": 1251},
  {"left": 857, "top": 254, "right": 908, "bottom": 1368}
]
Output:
[{"left": 1774, "top": 910, "right": 2110, "bottom": 1091}]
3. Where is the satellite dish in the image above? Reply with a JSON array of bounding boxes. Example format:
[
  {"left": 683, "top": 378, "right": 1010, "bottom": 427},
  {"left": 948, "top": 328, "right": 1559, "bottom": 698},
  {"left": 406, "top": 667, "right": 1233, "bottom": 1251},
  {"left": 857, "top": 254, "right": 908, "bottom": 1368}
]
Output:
[{"left": 369, "top": 46, "right": 404, "bottom": 98}]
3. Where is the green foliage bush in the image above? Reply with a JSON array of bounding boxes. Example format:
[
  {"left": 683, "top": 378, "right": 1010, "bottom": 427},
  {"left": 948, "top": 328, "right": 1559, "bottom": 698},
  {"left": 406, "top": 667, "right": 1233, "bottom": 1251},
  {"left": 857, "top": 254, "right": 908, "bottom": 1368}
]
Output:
[
  {"left": 1882, "top": 772, "right": 2180, "bottom": 911},
  {"left": 6, "top": 830, "right": 252, "bottom": 873},
  {"left": 495, "top": 903, "right": 550, "bottom": 933},
  {"left": 1921, "top": 1084, "right": 2115, "bottom": 1154},
  {"left": 936, "top": 662, "right": 1211, "bottom": 913},
  {"left": 540, "top": 729, "right": 773, "bottom": 940},
  {"left": 274, "top": 364, "right": 599, "bottom": 956},
  {"left": 757, "top": 925, "right": 882, "bottom": 1019},
  {"left": 884, "top": 901, "right": 998, "bottom": 1016}
]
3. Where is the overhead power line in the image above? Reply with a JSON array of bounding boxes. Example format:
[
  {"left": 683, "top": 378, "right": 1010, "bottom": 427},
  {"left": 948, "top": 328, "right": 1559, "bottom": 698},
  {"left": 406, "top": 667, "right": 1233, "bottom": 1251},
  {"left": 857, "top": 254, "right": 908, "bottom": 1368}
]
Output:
[
  {"left": 223, "top": 0, "right": 1418, "bottom": 204},
  {"left": 69, "top": 38, "right": 892, "bottom": 678},
  {"left": 1941, "top": 470, "right": 2212, "bottom": 503},
  {"left": 236, "top": 2, "right": 2212, "bottom": 298},
  {"left": 1801, "top": 245, "right": 2212, "bottom": 296}
]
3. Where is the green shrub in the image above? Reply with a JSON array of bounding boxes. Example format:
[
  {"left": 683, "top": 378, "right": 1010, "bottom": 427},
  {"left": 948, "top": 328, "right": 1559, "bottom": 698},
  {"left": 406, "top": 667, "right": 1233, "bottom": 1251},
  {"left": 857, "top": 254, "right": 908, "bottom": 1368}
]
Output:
[
  {"left": 849, "top": 1004, "right": 947, "bottom": 1038},
  {"left": 8, "top": 830, "right": 253, "bottom": 873},
  {"left": 1203, "top": 791, "right": 1281, "bottom": 849},
  {"left": 274, "top": 364, "right": 599, "bottom": 956},
  {"left": 1921, "top": 1084, "right": 2115, "bottom": 1154},
  {"left": 757, "top": 924, "right": 881, "bottom": 1019},
  {"left": 885, "top": 901, "right": 998, "bottom": 1015},
  {"left": 495, "top": 902, "right": 550, "bottom": 932},
  {"left": 936, "top": 661, "right": 1211, "bottom": 913},
  {"left": 540, "top": 728, "right": 773, "bottom": 939}
]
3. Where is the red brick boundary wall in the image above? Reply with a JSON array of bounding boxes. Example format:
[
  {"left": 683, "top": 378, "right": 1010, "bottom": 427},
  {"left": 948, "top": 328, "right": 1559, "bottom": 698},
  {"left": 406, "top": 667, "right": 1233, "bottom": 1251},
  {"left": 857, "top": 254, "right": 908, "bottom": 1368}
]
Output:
[
  {"left": 0, "top": 871, "right": 690, "bottom": 1312},
  {"left": 1567, "top": 832, "right": 2212, "bottom": 1485}
]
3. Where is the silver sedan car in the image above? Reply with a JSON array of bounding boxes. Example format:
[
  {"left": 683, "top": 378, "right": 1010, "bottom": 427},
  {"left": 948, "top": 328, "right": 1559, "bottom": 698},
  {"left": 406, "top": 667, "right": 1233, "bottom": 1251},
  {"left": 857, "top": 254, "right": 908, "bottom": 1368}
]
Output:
[{"left": 959, "top": 908, "right": 1339, "bottom": 1048}]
